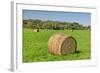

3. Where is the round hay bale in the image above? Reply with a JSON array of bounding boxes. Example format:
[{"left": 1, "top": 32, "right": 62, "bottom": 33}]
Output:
[
  {"left": 48, "top": 33, "right": 77, "bottom": 55},
  {"left": 33, "top": 29, "right": 39, "bottom": 32}
]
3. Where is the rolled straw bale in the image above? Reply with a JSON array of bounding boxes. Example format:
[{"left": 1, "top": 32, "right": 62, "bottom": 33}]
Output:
[
  {"left": 33, "top": 29, "right": 39, "bottom": 32},
  {"left": 48, "top": 33, "right": 77, "bottom": 55}
]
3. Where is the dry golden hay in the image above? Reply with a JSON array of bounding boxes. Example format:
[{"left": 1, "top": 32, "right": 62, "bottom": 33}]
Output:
[{"left": 48, "top": 33, "right": 77, "bottom": 55}]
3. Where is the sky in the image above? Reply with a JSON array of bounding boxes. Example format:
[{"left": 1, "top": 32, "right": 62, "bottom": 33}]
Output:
[{"left": 23, "top": 10, "right": 91, "bottom": 26}]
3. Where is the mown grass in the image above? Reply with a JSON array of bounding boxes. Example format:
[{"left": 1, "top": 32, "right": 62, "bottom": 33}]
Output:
[{"left": 23, "top": 28, "right": 91, "bottom": 62}]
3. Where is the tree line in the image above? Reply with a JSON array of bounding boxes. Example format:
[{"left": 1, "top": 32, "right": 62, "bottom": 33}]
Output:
[{"left": 23, "top": 19, "right": 90, "bottom": 30}]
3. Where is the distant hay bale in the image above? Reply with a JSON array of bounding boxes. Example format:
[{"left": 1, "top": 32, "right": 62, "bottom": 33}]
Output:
[
  {"left": 33, "top": 29, "right": 39, "bottom": 32},
  {"left": 48, "top": 33, "right": 77, "bottom": 55}
]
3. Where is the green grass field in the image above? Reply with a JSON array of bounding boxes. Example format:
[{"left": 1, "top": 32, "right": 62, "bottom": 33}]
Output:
[{"left": 23, "top": 28, "right": 91, "bottom": 62}]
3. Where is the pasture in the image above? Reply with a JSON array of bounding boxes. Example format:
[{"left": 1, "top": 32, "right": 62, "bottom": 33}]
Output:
[{"left": 23, "top": 28, "right": 91, "bottom": 62}]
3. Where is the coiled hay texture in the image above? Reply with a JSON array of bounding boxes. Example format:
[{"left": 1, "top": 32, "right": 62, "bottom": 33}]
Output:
[{"left": 48, "top": 33, "right": 77, "bottom": 55}]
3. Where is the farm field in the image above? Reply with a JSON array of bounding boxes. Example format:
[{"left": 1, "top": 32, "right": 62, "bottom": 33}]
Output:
[{"left": 23, "top": 28, "right": 91, "bottom": 62}]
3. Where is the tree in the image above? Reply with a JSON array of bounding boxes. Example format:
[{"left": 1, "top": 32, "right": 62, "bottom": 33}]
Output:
[
  {"left": 23, "top": 19, "right": 86, "bottom": 30},
  {"left": 71, "top": 22, "right": 82, "bottom": 31},
  {"left": 87, "top": 25, "right": 91, "bottom": 31}
]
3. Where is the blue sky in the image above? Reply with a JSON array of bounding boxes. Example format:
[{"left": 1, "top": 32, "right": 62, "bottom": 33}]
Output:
[{"left": 23, "top": 10, "right": 91, "bottom": 26}]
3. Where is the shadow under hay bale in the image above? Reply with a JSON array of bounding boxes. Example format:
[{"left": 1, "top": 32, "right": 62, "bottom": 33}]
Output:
[{"left": 48, "top": 33, "right": 77, "bottom": 55}]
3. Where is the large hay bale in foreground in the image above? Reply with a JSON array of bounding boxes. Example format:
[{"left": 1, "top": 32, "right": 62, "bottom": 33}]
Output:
[{"left": 48, "top": 33, "right": 77, "bottom": 55}]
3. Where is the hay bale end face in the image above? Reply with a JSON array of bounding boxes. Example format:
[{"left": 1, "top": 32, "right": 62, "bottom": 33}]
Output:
[{"left": 48, "top": 33, "right": 77, "bottom": 55}]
